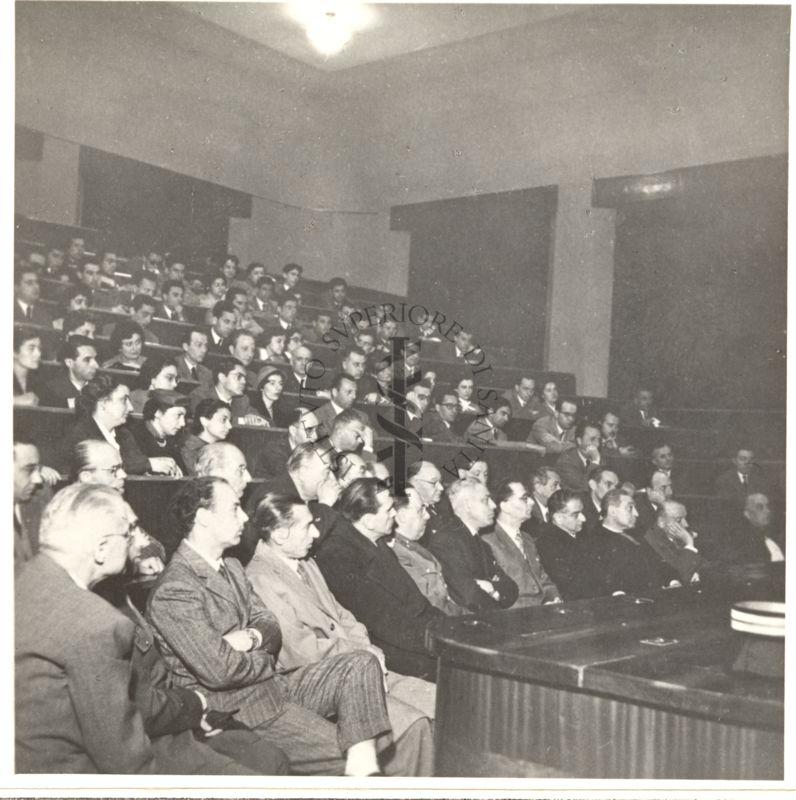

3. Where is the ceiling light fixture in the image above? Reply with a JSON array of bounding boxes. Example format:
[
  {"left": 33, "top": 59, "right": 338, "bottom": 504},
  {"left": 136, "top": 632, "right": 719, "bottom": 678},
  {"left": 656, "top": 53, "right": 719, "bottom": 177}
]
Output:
[{"left": 286, "top": 1, "right": 373, "bottom": 56}]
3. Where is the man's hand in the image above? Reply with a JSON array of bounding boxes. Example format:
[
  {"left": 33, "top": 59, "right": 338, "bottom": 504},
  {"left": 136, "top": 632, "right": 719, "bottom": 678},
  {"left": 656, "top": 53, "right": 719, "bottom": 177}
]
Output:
[
  {"left": 137, "top": 556, "right": 164, "bottom": 576},
  {"left": 583, "top": 444, "right": 601, "bottom": 464},
  {"left": 475, "top": 579, "right": 499, "bottom": 600},
  {"left": 148, "top": 457, "right": 182, "bottom": 477},
  {"left": 662, "top": 520, "right": 695, "bottom": 549},
  {"left": 222, "top": 630, "right": 254, "bottom": 652},
  {"left": 618, "top": 445, "right": 638, "bottom": 457},
  {"left": 241, "top": 414, "right": 269, "bottom": 427},
  {"left": 39, "top": 465, "right": 61, "bottom": 486},
  {"left": 14, "top": 392, "right": 39, "bottom": 407}
]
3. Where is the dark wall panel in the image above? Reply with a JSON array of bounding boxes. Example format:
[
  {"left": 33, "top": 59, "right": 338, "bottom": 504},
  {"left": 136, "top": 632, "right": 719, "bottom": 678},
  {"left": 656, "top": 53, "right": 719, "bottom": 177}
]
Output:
[
  {"left": 392, "top": 186, "right": 557, "bottom": 367},
  {"left": 606, "top": 156, "right": 786, "bottom": 410},
  {"left": 79, "top": 146, "right": 251, "bottom": 260}
]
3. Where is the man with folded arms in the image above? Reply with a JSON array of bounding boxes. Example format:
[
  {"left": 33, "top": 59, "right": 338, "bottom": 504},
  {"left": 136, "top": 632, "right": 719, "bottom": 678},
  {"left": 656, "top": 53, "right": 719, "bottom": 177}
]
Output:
[
  {"left": 427, "top": 479, "right": 519, "bottom": 612},
  {"left": 15, "top": 483, "right": 287, "bottom": 774},
  {"left": 147, "top": 476, "right": 392, "bottom": 775},
  {"left": 246, "top": 492, "right": 436, "bottom": 776}
]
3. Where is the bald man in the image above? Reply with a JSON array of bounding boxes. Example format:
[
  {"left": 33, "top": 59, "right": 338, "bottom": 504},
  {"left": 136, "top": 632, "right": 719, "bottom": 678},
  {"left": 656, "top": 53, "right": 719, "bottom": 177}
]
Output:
[{"left": 643, "top": 500, "right": 703, "bottom": 584}]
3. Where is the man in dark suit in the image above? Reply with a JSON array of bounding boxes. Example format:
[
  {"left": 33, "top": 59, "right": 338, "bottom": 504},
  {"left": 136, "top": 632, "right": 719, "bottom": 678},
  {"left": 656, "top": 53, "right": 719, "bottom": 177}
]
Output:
[
  {"left": 188, "top": 357, "right": 266, "bottom": 426},
  {"left": 147, "top": 477, "right": 393, "bottom": 776},
  {"left": 14, "top": 264, "right": 52, "bottom": 326},
  {"left": 529, "top": 466, "right": 561, "bottom": 529},
  {"left": 313, "top": 478, "right": 447, "bottom": 680},
  {"left": 313, "top": 373, "right": 358, "bottom": 438},
  {"left": 622, "top": 386, "right": 664, "bottom": 428},
  {"left": 39, "top": 335, "right": 99, "bottom": 409},
  {"left": 576, "top": 489, "right": 675, "bottom": 599},
  {"left": 426, "top": 479, "right": 518, "bottom": 612},
  {"left": 501, "top": 376, "right": 546, "bottom": 421},
  {"left": 404, "top": 382, "right": 432, "bottom": 435},
  {"left": 534, "top": 489, "right": 588, "bottom": 600},
  {"left": 714, "top": 447, "right": 770, "bottom": 504},
  {"left": 723, "top": 492, "right": 785, "bottom": 564},
  {"left": 600, "top": 409, "right": 638, "bottom": 456},
  {"left": 206, "top": 301, "right": 238, "bottom": 353},
  {"left": 483, "top": 480, "right": 561, "bottom": 607},
  {"left": 643, "top": 500, "right": 703, "bottom": 584},
  {"left": 13, "top": 439, "right": 45, "bottom": 574},
  {"left": 176, "top": 328, "right": 213, "bottom": 386},
  {"left": 633, "top": 469, "right": 673, "bottom": 535},
  {"left": 17, "top": 483, "right": 276, "bottom": 775},
  {"left": 240, "top": 441, "right": 342, "bottom": 565},
  {"left": 554, "top": 420, "right": 602, "bottom": 492},
  {"left": 155, "top": 279, "right": 188, "bottom": 322},
  {"left": 421, "top": 390, "right": 462, "bottom": 443},
  {"left": 582, "top": 466, "right": 620, "bottom": 533}
]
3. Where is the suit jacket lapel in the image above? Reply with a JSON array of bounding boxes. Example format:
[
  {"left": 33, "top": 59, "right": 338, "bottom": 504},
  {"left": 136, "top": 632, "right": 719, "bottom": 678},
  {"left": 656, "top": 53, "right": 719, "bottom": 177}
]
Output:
[{"left": 176, "top": 542, "right": 242, "bottom": 614}]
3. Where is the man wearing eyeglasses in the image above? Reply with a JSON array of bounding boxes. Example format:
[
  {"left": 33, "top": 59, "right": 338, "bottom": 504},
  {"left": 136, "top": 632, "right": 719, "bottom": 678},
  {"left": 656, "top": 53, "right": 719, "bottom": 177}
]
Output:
[
  {"left": 420, "top": 390, "right": 462, "bottom": 444},
  {"left": 189, "top": 358, "right": 267, "bottom": 427},
  {"left": 16, "top": 483, "right": 289, "bottom": 775},
  {"left": 406, "top": 460, "right": 449, "bottom": 546},
  {"left": 530, "top": 398, "right": 578, "bottom": 455}
]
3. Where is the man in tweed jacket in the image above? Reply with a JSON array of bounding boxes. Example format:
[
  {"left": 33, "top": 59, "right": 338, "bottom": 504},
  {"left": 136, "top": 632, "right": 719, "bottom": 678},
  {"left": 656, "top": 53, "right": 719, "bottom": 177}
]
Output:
[{"left": 146, "top": 476, "right": 392, "bottom": 776}]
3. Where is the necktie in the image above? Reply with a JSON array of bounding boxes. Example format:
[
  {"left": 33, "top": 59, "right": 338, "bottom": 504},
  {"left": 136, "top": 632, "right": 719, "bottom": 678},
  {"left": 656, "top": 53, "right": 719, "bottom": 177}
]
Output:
[
  {"left": 513, "top": 533, "right": 527, "bottom": 559},
  {"left": 296, "top": 560, "right": 309, "bottom": 583},
  {"left": 25, "top": 305, "right": 32, "bottom": 321},
  {"left": 191, "top": 366, "right": 198, "bottom": 381}
]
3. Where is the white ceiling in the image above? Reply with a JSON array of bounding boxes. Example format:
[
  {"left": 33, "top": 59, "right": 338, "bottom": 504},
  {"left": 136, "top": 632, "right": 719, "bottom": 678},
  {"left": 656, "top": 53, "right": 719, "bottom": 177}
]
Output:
[{"left": 175, "top": 2, "right": 580, "bottom": 72}]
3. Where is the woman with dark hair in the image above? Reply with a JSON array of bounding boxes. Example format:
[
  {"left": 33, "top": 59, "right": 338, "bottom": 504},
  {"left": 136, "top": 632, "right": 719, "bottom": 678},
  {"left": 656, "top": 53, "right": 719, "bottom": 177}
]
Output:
[
  {"left": 251, "top": 366, "right": 291, "bottom": 428},
  {"left": 56, "top": 373, "right": 178, "bottom": 477},
  {"left": 180, "top": 398, "right": 233, "bottom": 475},
  {"left": 103, "top": 320, "right": 147, "bottom": 371},
  {"left": 454, "top": 374, "right": 480, "bottom": 415},
  {"left": 13, "top": 327, "right": 43, "bottom": 406},
  {"left": 198, "top": 274, "right": 228, "bottom": 308},
  {"left": 52, "top": 284, "right": 91, "bottom": 331},
  {"left": 129, "top": 355, "right": 180, "bottom": 413}
]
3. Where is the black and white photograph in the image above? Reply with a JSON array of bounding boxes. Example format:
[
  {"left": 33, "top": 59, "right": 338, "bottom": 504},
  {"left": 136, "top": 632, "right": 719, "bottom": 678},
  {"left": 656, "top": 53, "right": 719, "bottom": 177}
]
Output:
[{"left": 10, "top": 0, "right": 790, "bottom": 794}]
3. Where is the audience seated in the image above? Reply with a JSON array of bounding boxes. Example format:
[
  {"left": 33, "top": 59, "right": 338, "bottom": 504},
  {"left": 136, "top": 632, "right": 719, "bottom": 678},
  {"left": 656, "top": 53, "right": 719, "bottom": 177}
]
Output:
[
  {"left": 275, "top": 295, "right": 300, "bottom": 335},
  {"left": 61, "top": 310, "right": 97, "bottom": 339},
  {"left": 73, "top": 258, "right": 101, "bottom": 298},
  {"left": 582, "top": 466, "right": 620, "bottom": 532},
  {"left": 189, "top": 357, "right": 267, "bottom": 426},
  {"left": 600, "top": 409, "right": 637, "bottom": 456},
  {"left": 623, "top": 386, "right": 664, "bottom": 428},
  {"left": 250, "top": 276, "right": 278, "bottom": 323},
  {"left": 156, "top": 279, "right": 187, "bottom": 322},
  {"left": 245, "top": 493, "right": 436, "bottom": 776},
  {"left": 40, "top": 335, "right": 99, "bottom": 410},
  {"left": 247, "top": 366, "right": 289, "bottom": 427},
  {"left": 575, "top": 489, "right": 675, "bottom": 598},
  {"left": 176, "top": 327, "right": 212, "bottom": 385},
  {"left": 13, "top": 439, "right": 45, "bottom": 573},
  {"left": 51, "top": 284, "right": 91, "bottom": 330},
  {"left": 403, "top": 381, "right": 431, "bottom": 435},
  {"left": 390, "top": 488, "right": 464, "bottom": 615},
  {"left": 97, "top": 251, "right": 118, "bottom": 290},
  {"left": 454, "top": 375, "right": 479, "bottom": 416},
  {"left": 274, "top": 262, "right": 303, "bottom": 302},
  {"left": 256, "top": 327, "right": 289, "bottom": 365},
  {"left": 129, "top": 356, "right": 180, "bottom": 414},
  {"left": 534, "top": 489, "right": 588, "bottom": 600},
  {"left": 530, "top": 397, "right": 578, "bottom": 454},
  {"left": 482, "top": 480, "right": 561, "bottom": 607},
  {"left": 555, "top": 419, "right": 602, "bottom": 491},
  {"left": 421, "top": 389, "right": 462, "bottom": 444},
  {"left": 501, "top": 376, "right": 546, "bottom": 421},
  {"left": 206, "top": 301, "right": 238, "bottom": 353},
  {"left": 633, "top": 469, "right": 674, "bottom": 533},
  {"left": 14, "top": 264, "right": 52, "bottom": 325},
  {"left": 714, "top": 447, "right": 770, "bottom": 504},
  {"left": 643, "top": 500, "right": 703, "bottom": 585},
  {"left": 104, "top": 320, "right": 147, "bottom": 372},
  {"left": 227, "top": 329, "right": 258, "bottom": 387},
  {"left": 56, "top": 374, "right": 176, "bottom": 477},
  {"left": 538, "top": 380, "right": 559, "bottom": 419},
  {"left": 724, "top": 493, "right": 785, "bottom": 564},
  {"left": 314, "top": 373, "right": 358, "bottom": 438},
  {"left": 313, "top": 478, "right": 446, "bottom": 680},
  {"left": 427, "top": 479, "right": 518, "bottom": 612},
  {"left": 529, "top": 466, "right": 562, "bottom": 528},
  {"left": 407, "top": 460, "right": 449, "bottom": 544},
  {"left": 198, "top": 274, "right": 228, "bottom": 309},
  {"left": 13, "top": 328, "right": 43, "bottom": 407},
  {"left": 326, "top": 276, "right": 348, "bottom": 313},
  {"left": 252, "top": 407, "right": 321, "bottom": 479},
  {"left": 181, "top": 399, "right": 232, "bottom": 475},
  {"left": 134, "top": 391, "right": 189, "bottom": 474},
  {"left": 649, "top": 441, "right": 676, "bottom": 486},
  {"left": 302, "top": 310, "right": 334, "bottom": 345},
  {"left": 105, "top": 294, "right": 160, "bottom": 344},
  {"left": 147, "top": 477, "right": 391, "bottom": 775}
]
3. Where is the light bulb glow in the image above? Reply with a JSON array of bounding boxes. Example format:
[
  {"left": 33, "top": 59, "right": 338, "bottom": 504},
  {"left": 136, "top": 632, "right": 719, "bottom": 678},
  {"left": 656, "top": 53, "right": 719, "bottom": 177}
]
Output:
[
  {"left": 306, "top": 17, "right": 352, "bottom": 55},
  {"left": 286, "top": 1, "right": 373, "bottom": 55}
]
